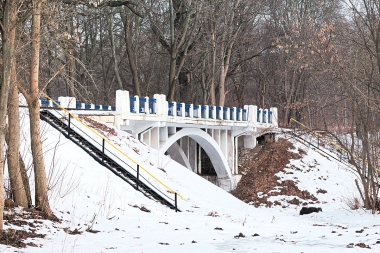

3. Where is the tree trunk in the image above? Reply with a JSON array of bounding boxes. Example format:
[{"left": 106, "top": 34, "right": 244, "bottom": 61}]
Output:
[
  {"left": 19, "top": 152, "right": 33, "bottom": 207},
  {"left": 28, "top": 0, "right": 52, "bottom": 216},
  {"left": 0, "top": 0, "right": 19, "bottom": 230},
  {"left": 210, "top": 31, "right": 217, "bottom": 106},
  {"left": 123, "top": 11, "right": 141, "bottom": 96},
  {"left": 109, "top": 12, "right": 124, "bottom": 90},
  {"left": 7, "top": 73, "right": 29, "bottom": 208},
  {"left": 218, "top": 68, "right": 227, "bottom": 106}
]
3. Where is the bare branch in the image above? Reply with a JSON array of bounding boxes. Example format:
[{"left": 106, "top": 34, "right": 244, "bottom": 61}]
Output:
[{"left": 61, "top": 0, "right": 144, "bottom": 17}]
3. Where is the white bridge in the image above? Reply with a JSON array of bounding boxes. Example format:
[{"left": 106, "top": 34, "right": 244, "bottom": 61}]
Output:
[{"left": 57, "top": 90, "right": 279, "bottom": 191}]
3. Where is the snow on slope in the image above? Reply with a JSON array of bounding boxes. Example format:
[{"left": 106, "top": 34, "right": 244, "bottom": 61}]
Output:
[{"left": 1, "top": 109, "right": 380, "bottom": 252}]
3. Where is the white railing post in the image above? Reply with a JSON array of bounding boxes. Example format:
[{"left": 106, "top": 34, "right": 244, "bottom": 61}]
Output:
[
  {"left": 162, "top": 95, "right": 168, "bottom": 116},
  {"left": 134, "top": 95, "right": 140, "bottom": 113},
  {"left": 204, "top": 105, "right": 209, "bottom": 119},
  {"left": 211, "top": 106, "right": 217, "bottom": 119},
  {"left": 193, "top": 105, "right": 198, "bottom": 118},
  {"left": 217, "top": 107, "right": 223, "bottom": 120},
  {"left": 232, "top": 107, "right": 236, "bottom": 121},
  {"left": 258, "top": 108, "right": 263, "bottom": 122},
  {"left": 189, "top": 104, "right": 194, "bottom": 118},
  {"left": 58, "top": 97, "right": 66, "bottom": 107},
  {"left": 180, "top": 103, "right": 185, "bottom": 117},
  {"left": 270, "top": 107, "right": 278, "bottom": 127},
  {"left": 252, "top": 106, "right": 258, "bottom": 123},
  {"left": 144, "top": 96, "right": 149, "bottom": 114},
  {"left": 264, "top": 109, "right": 269, "bottom": 123},
  {"left": 225, "top": 108, "right": 230, "bottom": 120},
  {"left": 116, "top": 90, "right": 130, "bottom": 117},
  {"left": 153, "top": 94, "right": 160, "bottom": 115},
  {"left": 68, "top": 97, "right": 76, "bottom": 108},
  {"left": 168, "top": 102, "right": 176, "bottom": 117},
  {"left": 244, "top": 105, "right": 258, "bottom": 123},
  {"left": 172, "top": 102, "right": 177, "bottom": 117}
]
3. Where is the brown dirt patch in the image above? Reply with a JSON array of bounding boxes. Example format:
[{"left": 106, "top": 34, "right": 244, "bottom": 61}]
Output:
[
  {"left": 0, "top": 229, "right": 45, "bottom": 248},
  {"left": 0, "top": 206, "right": 60, "bottom": 248},
  {"left": 231, "top": 138, "right": 318, "bottom": 207},
  {"left": 78, "top": 115, "right": 117, "bottom": 137}
]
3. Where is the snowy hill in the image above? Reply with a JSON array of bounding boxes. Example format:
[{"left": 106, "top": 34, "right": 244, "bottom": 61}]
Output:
[{"left": 1, "top": 109, "right": 380, "bottom": 252}]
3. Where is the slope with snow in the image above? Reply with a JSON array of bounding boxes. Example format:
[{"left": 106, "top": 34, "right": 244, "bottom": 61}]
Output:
[{"left": 1, "top": 109, "right": 379, "bottom": 252}]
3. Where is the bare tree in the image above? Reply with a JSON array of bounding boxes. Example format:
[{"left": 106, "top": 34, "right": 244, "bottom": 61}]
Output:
[
  {"left": 18, "top": 0, "right": 53, "bottom": 216},
  {"left": 145, "top": 0, "right": 202, "bottom": 101},
  {"left": 328, "top": 0, "right": 380, "bottom": 213},
  {"left": 0, "top": 0, "right": 20, "bottom": 229}
]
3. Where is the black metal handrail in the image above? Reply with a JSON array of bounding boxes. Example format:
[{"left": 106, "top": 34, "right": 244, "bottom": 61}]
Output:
[
  {"left": 287, "top": 131, "right": 356, "bottom": 172},
  {"left": 40, "top": 109, "right": 179, "bottom": 211}
]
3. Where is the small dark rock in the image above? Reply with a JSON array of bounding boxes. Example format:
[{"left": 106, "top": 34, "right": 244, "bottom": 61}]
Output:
[
  {"left": 356, "top": 242, "right": 370, "bottom": 249},
  {"left": 299, "top": 207, "right": 322, "bottom": 215},
  {"left": 252, "top": 233, "right": 260, "bottom": 237},
  {"left": 234, "top": 232, "right": 245, "bottom": 239}
]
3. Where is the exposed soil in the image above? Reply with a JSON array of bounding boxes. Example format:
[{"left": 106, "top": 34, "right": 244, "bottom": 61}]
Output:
[
  {"left": 0, "top": 202, "right": 60, "bottom": 248},
  {"left": 0, "top": 229, "right": 45, "bottom": 248},
  {"left": 78, "top": 115, "right": 117, "bottom": 137},
  {"left": 231, "top": 138, "right": 318, "bottom": 207}
]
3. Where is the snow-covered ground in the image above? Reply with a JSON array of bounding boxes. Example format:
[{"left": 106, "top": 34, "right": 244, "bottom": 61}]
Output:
[{"left": 2, "top": 108, "right": 380, "bottom": 252}]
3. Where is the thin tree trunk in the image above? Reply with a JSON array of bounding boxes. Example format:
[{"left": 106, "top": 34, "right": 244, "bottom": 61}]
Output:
[
  {"left": 19, "top": 152, "right": 32, "bottom": 207},
  {"left": 28, "top": 0, "right": 52, "bottom": 216},
  {"left": 210, "top": 31, "right": 216, "bottom": 106},
  {"left": 7, "top": 70, "right": 29, "bottom": 208},
  {"left": 109, "top": 12, "right": 124, "bottom": 90},
  {"left": 123, "top": 12, "right": 141, "bottom": 96},
  {"left": 0, "top": 0, "right": 19, "bottom": 230}
]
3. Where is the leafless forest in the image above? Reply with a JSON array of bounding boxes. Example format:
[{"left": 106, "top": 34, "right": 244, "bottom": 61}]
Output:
[{"left": 0, "top": 0, "right": 379, "bottom": 225}]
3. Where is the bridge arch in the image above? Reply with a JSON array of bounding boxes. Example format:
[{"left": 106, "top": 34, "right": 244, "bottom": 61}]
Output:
[{"left": 159, "top": 128, "right": 232, "bottom": 180}]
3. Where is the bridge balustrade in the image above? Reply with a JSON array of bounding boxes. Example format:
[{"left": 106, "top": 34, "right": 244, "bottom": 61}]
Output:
[
  {"left": 38, "top": 92, "right": 277, "bottom": 126},
  {"left": 165, "top": 103, "right": 237, "bottom": 121},
  {"left": 40, "top": 98, "right": 115, "bottom": 111}
]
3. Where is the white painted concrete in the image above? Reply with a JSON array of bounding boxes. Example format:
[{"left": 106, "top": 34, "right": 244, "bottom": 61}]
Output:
[
  {"left": 159, "top": 128, "right": 232, "bottom": 181},
  {"left": 53, "top": 90, "right": 279, "bottom": 191}
]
